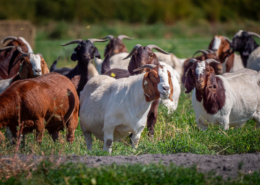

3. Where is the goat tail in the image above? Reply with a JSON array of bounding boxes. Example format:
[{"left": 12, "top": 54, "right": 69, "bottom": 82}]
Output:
[
  {"left": 50, "top": 56, "right": 61, "bottom": 72},
  {"left": 64, "top": 89, "right": 76, "bottom": 125}
]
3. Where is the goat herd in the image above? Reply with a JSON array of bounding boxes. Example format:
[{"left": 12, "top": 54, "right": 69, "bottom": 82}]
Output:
[{"left": 0, "top": 30, "right": 260, "bottom": 154}]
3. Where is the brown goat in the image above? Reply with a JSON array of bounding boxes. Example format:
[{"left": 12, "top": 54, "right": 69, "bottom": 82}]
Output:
[
  {"left": 0, "top": 73, "right": 79, "bottom": 144},
  {"left": 103, "top": 35, "right": 133, "bottom": 57},
  {"left": 181, "top": 50, "right": 223, "bottom": 85},
  {"left": 0, "top": 36, "right": 33, "bottom": 79}
]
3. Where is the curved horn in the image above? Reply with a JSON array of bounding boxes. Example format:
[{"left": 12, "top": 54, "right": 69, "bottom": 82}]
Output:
[
  {"left": 146, "top": 45, "right": 169, "bottom": 54},
  {"left": 102, "top": 35, "right": 114, "bottom": 40},
  {"left": 247, "top": 32, "right": 260, "bottom": 39},
  {"left": 17, "top": 46, "right": 30, "bottom": 55},
  {"left": 223, "top": 36, "right": 231, "bottom": 44},
  {"left": 206, "top": 49, "right": 215, "bottom": 53},
  {"left": 61, "top": 39, "right": 83, "bottom": 46},
  {"left": 88, "top": 38, "right": 108, "bottom": 43},
  {"left": 133, "top": 64, "right": 157, "bottom": 72},
  {"left": 1, "top": 36, "right": 18, "bottom": 44},
  {"left": 187, "top": 58, "right": 197, "bottom": 63},
  {"left": 206, "top": 59, "right": 220, "bottom": 64},
  {"left": 117, "top": 35, "right": 133, "bottom": 40},
  {"left": 192, "top": 50, "right": 209, "bottom": 58},
  {"left": 0, "top": 46, "right": 16, "bottom": 51},
  {"left": 123, "top": 44, "right": 142, "bottom": 60}
]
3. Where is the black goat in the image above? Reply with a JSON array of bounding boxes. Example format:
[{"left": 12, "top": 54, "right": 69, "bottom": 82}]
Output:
[
  {"left": 51, "top": 38, "right": 107, "bottom": 95},
  {"left": 230, "top": 30, "right": 260, "bottom": 69}
]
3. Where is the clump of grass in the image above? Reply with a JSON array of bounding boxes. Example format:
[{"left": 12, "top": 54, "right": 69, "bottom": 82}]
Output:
[{"left": 1, "top": 160, "right": 260, "bottom": 184}]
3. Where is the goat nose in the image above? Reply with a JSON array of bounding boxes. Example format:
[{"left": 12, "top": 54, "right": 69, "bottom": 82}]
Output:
[
  {"left": 163, "top": 86, "right": 170, "bottom": 91},
  {"left": 197, "top": 79, "right": 203, "bottom": 83},
  {"left": 35, "top": 69, "right": 41, "bottom": 73}
]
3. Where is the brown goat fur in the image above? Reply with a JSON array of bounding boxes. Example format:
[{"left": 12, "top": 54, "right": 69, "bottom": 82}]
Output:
[
  {"left": 104, "top": 38, "right": 128, "bottom": 57},
  {"left": 0, "top": 73, "right": 79, "bottom": 144},
  {"left": 128, "top": 46, "right": 160, "bottom": 75},
  {"left": 0, "top": 38, "right": 29, "bottom": 79},
  {"left": 184, "top": 60, "right": 225, "bottom": 114},
  {"left": 181, "top": 53, "right": 222, "bottom": 85},
  {"left": 208, "top": 35, "right": 235, "bottom": 72}
]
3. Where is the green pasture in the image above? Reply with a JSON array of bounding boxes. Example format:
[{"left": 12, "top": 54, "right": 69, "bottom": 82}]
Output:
[{"left": 1, "top": 38, "right": 260, "bottom": 156}]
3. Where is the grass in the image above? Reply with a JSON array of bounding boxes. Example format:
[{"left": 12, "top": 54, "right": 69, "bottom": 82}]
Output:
[
  {"left": 1, "top": 39, "right": 260, "bottom": 156},
  {"left": 1, "top": 161, "right": 260, "bottom": 185}
]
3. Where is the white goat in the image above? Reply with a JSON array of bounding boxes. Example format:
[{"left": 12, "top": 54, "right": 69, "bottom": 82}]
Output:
[
  {"left": 184, "top": 58, "right": 260, "bottom": 130},
  {"left": 159, "top": 62, "right": 181, "bottom": 113},
  {"left": 79, "top": 64, "right": 173, "bottom": 153},
  {"left": 94, "top": 53, "right": 130, "bottom": 74}
]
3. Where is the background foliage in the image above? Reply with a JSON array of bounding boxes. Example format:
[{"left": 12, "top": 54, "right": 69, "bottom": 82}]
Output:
[{"left": 0, "top": 0, "right": 259, "bottom": 24}]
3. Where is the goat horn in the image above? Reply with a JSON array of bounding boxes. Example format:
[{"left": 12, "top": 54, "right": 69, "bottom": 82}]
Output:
[
  {"left": 17, "top": 46, "right": 30, "bottom": 55},
  {"left": 117, "top": 35, "right": 133, "bottom": 40},
  {"left": 0, "top": 46, "right": 16, "bottom": 51},
  {"left": 223, "top": 36, "right": 231, "bottom": 44},
  {"left": 247, "top": 32, "right": 260, "bottom": 39},
  {"left": 0, "top": 36, "right": 18, "bottom": 44},
  {"left": 61, "top": 39, "right": 83, "bottom": 46},
  {"left": 187, "top": 58, "right": 197, "bottom": 63},
  {"left": 123, "top": 44, "right": 142, "bottom": 60},
  {"left": 206, "top": 49, "right": 215, "bottom": 53},
  {"left": 192, "top": 50, "right": 209, "bottom": 58},
  {"left": 206, "top": 59, "right": 220, "bottom": 64},
  {"left": 102, "top": 35, "right": 114, "bottom": 40},
  {"left": 133, "top": 64, "right": 157, "bottom": 72},
  {"left": 88, "top": 38, "right": 108, "bottom": 43},
  {"left": 146, "top": 45, "right": 169, "bottom": 54}
]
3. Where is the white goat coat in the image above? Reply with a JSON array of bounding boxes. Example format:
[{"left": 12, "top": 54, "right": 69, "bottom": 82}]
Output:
[
  {"left": 93, "top": 53, "right": 130, "bottom": 74},
  {"left": 0, "top": 78, "right": 12, "bottom": 94},
  {"left": 80, "top": 74, "right": 152, "bottom": 142},
  {"left": 246, "top": 46, "right": 260, "bottom": 71},
  {"left": 192, "top": 69, "right": 260, "bottom": 130},
  {"left": 155, "top": 52, "right": 185, "bottom": 77},
  {"left": 221, "top": 54, "right": 244, "bottom": 73},
  {"left": 160, "top": 62, "right": 181, "bottom": 113}
]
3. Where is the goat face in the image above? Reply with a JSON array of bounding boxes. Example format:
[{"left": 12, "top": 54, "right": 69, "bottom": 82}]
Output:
[
  {"left": 136, "top": 65, "right": 173, "bottom": 102},
  {"left": 131, "top": 47, "right": 159, "bottom": 74},
  {"left": 209, "top": 36, "right": 230, "bottom": 62},
  {"left": 184, "top": 59, "right": 218, "bottom": 93},
  {"left": 19, "top": 54, "right": 45, "bottom": 78},
  {"left": 105, "top": 38, "right": 127, "bottom": 57},
  {"left": 71, "top": 40, "right": 101, "bottom": 64}
]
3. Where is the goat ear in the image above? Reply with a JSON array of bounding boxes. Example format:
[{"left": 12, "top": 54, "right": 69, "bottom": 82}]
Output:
[
  {"left": 71, "top": 50, "right": 78, "bottom": 61},
  {"left": 128, "top": 56, "right": 135, "bottom": 75},
  {"left": 143, "top": 72, "right": 155, "bottom": 101},
  {"left": 19, "top": 62, "right": 28, "bottom": 79},
  {"left": 94, "top": 47, "right": 101, "bottom": 59},
  {"left": 208, "top": 37, "right": 214, "bottom": 49},
  {"left": 184, "top": 67, "right": 194, "bottom": 93},
  {"left": 167, "top": 70, "right": 174, "bottom": 102},
  {"left": 244, "top": 37, "right": 255, "bottom": 54},
  {"left": 207, "top": 67, "right": 218, "bottom": 93}
]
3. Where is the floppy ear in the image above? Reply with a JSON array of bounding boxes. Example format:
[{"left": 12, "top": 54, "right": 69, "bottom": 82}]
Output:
[
  {"left": 94, "top": 47, "right": 101, "bottom": 59},
  {"left": 167, "top": 70, "right": 173, "bottom": 101},
  {"left": 128, "top": 56, "right": 136, "bottom": 75},
  {"left": 244, "top": 37, "right": 255, "bottom": 55},
  {"left": 184, "top": 67, "right": 194, "bottom": 93},
  {"left": 143, "top": 72, "right": 155, "bottom": 102},
  {"left": 19, "top": 61, "right": 28, "bottom": 79},
  {"left": 206, "top": 67, "right": 218, "bottom": 93},
  {"left": 71, "top": 54, "right": 78, "bottom": 61}
]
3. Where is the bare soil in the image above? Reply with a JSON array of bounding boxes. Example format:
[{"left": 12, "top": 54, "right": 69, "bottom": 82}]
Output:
[{"left": 1, "top": 153, "right": 260, "bottom": 179}]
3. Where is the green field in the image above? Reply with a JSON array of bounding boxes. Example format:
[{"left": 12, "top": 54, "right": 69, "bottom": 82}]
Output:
[{"left": 1, "top": 39, "right": 260, "bottom": 156}]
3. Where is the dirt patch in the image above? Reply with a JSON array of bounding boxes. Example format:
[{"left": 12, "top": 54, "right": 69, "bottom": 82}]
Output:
[{"left": 1, "top": 153, "right": 260, "bottom": 179}]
